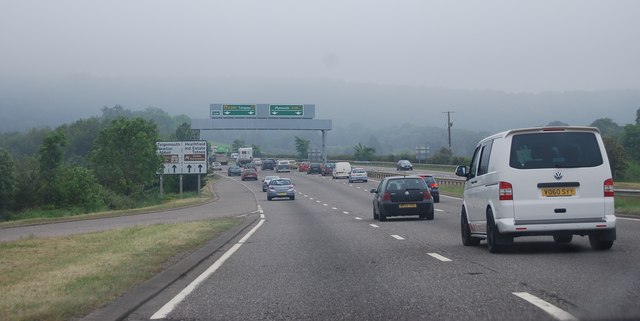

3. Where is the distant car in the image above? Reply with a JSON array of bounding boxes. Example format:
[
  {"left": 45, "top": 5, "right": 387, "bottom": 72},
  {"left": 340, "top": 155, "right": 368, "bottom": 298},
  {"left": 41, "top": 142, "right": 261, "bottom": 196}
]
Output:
[
  {"left": 288, "top": 160, "right": 298, "bottom": 170},
  {"left": 420, "top": 175, "right": 440, "bottom": 203},
  {"left": 370, "top": 176, "right": 434, "bottom": 221},
  {"left": 261, "top": 159, "right": 275, "bottom": 170},
  {"left": 276, "top": 160, "right": 291, "bottom": 173},
  {"left": 237, "top": 158, "right": 253, "bottom": 167},
  {"left": 348, "top": 167, "right": 368, "bottom": 183},
  {"left": 211, "top": 162, "right": 223, "bottom": 171},
  {"left": 253, "top": 158, "right": 262, "bottom": 165},
  {"left": 298, "top": 162, "right": 310, "bottom": 172},
  {"left": 241, "top": 168, "right": 258, "bottom": 181},
  {"left": 262, "top": 175, "right": 280, "bottom": 192},
  {"left": 321, "top": 162, "right": 335, "bottom": 176},
  {"left": 396, "top": 160, "right": 413, "bottom": 171},
  {"left": 307, "top": 163, "right": 322, "bottom": 174},
  {"left": 227, "top": 165, "right": 242, "bottom": 176},
  {"left": 267, "top": 178, "right": 296, "bottom": 201},
  {"left": 243, "top": 162, "right": 257, "bottom": 170}
]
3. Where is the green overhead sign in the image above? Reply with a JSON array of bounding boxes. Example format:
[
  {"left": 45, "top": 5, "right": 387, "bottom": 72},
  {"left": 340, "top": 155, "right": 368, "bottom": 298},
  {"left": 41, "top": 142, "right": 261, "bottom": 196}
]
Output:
[
  {"left": 270, "top": 105, "right": 304, "bottom": 116},
  {"left": 223, "top": 104, "right": 256, "bottom": 116}
]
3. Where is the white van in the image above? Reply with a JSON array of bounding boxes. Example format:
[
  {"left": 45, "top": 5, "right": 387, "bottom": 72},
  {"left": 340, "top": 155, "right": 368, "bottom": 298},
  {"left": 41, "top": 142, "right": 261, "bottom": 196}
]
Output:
[
  {"left": 332, "top": 162, "right": 352, "bottom": 179},
  {"left": 455, "top": 126, "right": 616, "bottom": 253}
]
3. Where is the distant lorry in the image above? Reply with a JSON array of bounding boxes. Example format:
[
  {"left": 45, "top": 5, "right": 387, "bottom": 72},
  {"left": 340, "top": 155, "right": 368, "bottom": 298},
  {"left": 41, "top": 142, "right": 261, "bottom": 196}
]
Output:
[
  {"left": 238, "top": 147, "right": 253, "bottom": 161},
  {"left": 213, "top": 145, "right": 230, "bottom": 165}
]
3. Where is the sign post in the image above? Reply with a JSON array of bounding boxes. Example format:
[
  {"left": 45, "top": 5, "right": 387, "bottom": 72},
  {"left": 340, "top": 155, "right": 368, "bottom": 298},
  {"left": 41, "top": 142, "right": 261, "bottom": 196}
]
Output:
[
  {"left": 156, "top": 141, "right": 208, "bottom": 195},
  {"left": 223, "top": 104, "right": 256, "bottom": 116}
]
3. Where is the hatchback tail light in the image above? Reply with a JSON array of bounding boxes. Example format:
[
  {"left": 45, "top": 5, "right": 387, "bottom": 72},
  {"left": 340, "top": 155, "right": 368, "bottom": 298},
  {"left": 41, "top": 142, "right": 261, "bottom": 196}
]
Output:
[
  {"left": 604, "top": 178, "right": 614, "bottom": 197},
  {"left": 432, "top": 183, "right": 439, "bottom": 188},
  {"left": 423, "top": 191, "right": 432, "bottom": 200},
  {"left": 499, "top": 181, "right": 513, "bottom": 200},
  {"left": 383, "top": 192, "right": 391, "bottom": 201}
]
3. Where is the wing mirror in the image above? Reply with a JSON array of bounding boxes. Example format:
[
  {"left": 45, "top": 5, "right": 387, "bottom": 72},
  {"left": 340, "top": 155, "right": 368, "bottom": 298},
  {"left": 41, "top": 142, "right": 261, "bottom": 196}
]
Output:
[{"left": 455, "top": 165, "right": 468, "bottom": 178}]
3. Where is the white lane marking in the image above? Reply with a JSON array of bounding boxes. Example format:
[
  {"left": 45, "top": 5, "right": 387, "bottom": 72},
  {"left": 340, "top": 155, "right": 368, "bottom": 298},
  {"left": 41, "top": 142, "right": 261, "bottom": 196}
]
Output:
[
  {"left": 304, "top": 195, "right": 308, "bottom": 197},
  {"left": 323, "top": 203, "right": 328, "bottom": 206},
  {"left": 151, "top": 219, "right": 265, "bottom": 319},
  {"left": 370, "top": 224, "right": 380, "bottom": 228},
  {"left": 316, "top": 200, "right": 321, "bottom": 203},
  {"left": 512, "top": 292, "right": 578, "bottom": 321},
  {"left": 309, "top": 197, "right": 314, "bottom": 200},
  {"left": 435, "top": 209, "right": 444, "bottom": 212},
  {"left": 391, "top": 235, "right": 405, "bottom": 240},
  {"left": 427, "top": 253, "right": 452, "bottom": 262},
  {"left": 355, "top": 217, "right": 362, "bottom": 220},
  {"left": 343, "top": 211, "right": 350, "bottom": 215},
  {"left": 332, "top": 207, "right": 338, "bottom": 210}
]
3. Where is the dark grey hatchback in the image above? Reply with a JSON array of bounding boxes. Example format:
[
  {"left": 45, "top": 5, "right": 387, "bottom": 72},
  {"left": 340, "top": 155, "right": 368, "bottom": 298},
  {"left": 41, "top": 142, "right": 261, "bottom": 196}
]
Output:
[{"left": 370, "top": 176, "right": 434, "bottom": 221}]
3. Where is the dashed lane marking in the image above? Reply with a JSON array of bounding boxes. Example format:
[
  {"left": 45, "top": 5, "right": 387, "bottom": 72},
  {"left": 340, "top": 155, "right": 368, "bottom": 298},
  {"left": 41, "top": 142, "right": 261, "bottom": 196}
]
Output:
[
  {"left": 427, "top": 253, "right": 452, "bottom": 262},
  {"left": 391, "top": 235, "right": 405, "bottom": 240},
  {"left": 512, "top": 292, "right": 578, "bottom": 321}
]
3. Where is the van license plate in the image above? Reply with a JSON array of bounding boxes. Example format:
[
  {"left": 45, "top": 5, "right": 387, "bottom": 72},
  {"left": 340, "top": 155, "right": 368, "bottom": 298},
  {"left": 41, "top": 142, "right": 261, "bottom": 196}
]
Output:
[
  {"left": 541, "top": 187, "right": 576, "bottom": 197},
  {"left": 399, "top": 203, "right": 417, "bottom": 208}
]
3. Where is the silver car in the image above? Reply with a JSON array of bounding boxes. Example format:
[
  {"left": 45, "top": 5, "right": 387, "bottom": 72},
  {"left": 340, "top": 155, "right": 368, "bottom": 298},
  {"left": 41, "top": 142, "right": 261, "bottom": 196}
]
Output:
[
  {"left": 267, "top": 178, "right": 296, "bottom": 201},
  {"left": 348, "top": 167, "right": 368, "bottom": 183}
]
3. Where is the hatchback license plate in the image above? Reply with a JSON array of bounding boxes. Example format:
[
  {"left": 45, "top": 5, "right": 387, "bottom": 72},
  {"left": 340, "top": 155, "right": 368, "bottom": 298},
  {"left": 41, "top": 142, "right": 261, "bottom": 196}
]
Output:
[
  {"left": 398, "top": 203, "right": 417, "bottom": 208},
  {"left": 278, "top": 192, "right": 287, "bottom": 196},
  {"left": 541, "top": 187, "right": 576, "bottom": 197}
]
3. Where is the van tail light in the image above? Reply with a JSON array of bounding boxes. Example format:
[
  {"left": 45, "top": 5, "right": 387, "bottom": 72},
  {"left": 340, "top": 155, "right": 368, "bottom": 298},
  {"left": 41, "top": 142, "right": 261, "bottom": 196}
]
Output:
[
  {"left": 604, "top": 178, "right": 614, "bottom": 197},
  {"left": 499, "top": 181, "right": 513, "bottom": 200},
  {"left": 383, "top": 192, "right": 391, "bottom": 201}
]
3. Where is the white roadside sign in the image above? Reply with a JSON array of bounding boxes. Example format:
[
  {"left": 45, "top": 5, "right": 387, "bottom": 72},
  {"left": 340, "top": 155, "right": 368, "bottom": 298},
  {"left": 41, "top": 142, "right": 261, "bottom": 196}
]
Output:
[{"left": 157, "top": 141, "right": 208, "bottom": 175}]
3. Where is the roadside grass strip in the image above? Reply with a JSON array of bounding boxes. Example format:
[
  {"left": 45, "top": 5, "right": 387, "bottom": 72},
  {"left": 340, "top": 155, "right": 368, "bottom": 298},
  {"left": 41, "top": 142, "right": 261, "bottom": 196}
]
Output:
[
  {"left": 513, "top": 292, "right": 578, "bottom": 321},
  {"left": 0, "top": 218, "right": 241, "bottom": 321}
]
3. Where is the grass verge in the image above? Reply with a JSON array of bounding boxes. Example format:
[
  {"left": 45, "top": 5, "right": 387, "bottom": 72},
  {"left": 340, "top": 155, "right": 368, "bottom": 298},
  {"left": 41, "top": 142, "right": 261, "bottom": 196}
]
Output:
[{"left": 0, "top": 217, "right": 241, "bottom": 321}]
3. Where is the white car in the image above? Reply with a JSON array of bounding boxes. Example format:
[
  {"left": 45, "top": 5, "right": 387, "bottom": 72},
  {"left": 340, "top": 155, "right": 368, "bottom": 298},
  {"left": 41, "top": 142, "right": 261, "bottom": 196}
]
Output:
[
  {"left": 276, "top": 160, "right": 291, "bottom": 173},
  {"left": 253, "top": 158, "right": 262, "bottom": 165},
  {"left": 211, "top": 162, "right": 223, "bottom": 171},
  {"left": 456, "top": 126, "right": 616, "bottom": 253},
  {"left": 348, "top": 168, "right": 368, "bottom": 183},
  {"left": 262, "top": 175, "right": 280, "bottom": 192}
]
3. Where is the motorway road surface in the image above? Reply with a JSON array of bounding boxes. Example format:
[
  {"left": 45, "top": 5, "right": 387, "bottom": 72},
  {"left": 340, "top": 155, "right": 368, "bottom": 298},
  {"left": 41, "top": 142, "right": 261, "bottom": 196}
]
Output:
[
  {"left": 3, "top": 169, "right": 639, "bottom": 320},
  {"left": 121, "top": 170, "right": 640, "bottom": 321}
]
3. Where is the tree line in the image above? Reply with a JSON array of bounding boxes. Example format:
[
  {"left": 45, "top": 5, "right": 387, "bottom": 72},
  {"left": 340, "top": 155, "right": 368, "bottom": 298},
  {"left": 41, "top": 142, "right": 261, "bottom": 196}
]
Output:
[{"left": 0, "top": 105, "right": 197, "bottom": 220}]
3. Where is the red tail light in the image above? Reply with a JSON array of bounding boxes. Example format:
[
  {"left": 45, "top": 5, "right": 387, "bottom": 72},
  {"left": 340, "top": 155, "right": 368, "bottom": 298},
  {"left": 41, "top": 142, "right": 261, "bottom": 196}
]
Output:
[
  {"left": 383, "top": 192, "right": 391, "bottom": 201},
  {"left": 432, "top": 183, "right": 439, "bottom": 188},
  {"left": 604, "top": 178, "right": 614, "bottom": 197},
  {"left": 423, "top": 191, "right": 432, "bottom": 200},
  {"left": 499, "top": 181, "right": 513, "bottom": 200}
]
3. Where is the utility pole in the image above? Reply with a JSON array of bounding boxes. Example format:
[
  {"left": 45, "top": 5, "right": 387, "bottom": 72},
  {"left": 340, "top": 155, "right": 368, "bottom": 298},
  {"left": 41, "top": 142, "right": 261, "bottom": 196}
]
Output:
[{"left": 443, "top": 111, "right": 455, "bottom": 151}]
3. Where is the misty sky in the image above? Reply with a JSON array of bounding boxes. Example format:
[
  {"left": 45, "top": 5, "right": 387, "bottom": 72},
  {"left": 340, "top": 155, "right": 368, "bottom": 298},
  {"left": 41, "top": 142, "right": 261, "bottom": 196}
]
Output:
[{"left": 2, "top": 0, "right": 639, "bottom": 93}]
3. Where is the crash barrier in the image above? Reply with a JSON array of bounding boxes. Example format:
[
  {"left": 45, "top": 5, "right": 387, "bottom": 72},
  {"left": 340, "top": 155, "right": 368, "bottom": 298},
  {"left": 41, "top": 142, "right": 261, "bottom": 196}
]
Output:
[{"left": 367, "top": 170, "right": 639, "bottom": 195}]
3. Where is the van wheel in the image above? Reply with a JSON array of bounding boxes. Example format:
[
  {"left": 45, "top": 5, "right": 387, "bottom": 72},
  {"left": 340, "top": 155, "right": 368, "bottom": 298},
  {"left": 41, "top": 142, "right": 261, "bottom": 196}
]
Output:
[
  {"left": 461, "top": 208, "right": 481, "bottom": 246},
  {"left": 589, "top": 235, "right": 614, "bottom": 250},
  {"left": 553, "top": 235, "right": 573, "bottom": 243},
  {"left": 486, "top": 210, "right": 509, "bottom": 253}
]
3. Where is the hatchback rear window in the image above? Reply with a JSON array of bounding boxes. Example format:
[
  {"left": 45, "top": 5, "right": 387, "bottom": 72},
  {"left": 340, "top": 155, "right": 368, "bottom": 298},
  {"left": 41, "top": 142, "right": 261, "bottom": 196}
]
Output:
[
  {"left": 386, "top": 178, "right": 427, "bottom": 191},
  {"left": 509, "top": 132, "right": 603, "bottom": 169}
]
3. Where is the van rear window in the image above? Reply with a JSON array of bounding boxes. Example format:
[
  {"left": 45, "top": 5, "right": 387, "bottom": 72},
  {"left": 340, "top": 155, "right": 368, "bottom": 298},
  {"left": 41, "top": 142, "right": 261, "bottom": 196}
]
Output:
[{"left": 509, "top": 132, "right": 603, "bottom": 169}]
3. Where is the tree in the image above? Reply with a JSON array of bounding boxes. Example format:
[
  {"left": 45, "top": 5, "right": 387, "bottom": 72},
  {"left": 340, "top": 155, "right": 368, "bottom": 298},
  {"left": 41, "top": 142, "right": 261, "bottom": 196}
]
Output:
[
  {"left": 637, "top": 107, "right": 640, "bottom": 125},
  {"left": 232, "top": 139, "right": 245, "bottom": 153},
  {"left": 353, "top": 143, "right": 376, "bottom": 161},
  {"left": 251, "top": 144, "right": 262, "bottom": 158},
  {"left": 429, "top": 147, "right": 453, "bottom": 164},
  {"left": 547, "top": 121, "right": 570, "bottom": 127},
  {"left": 175, "top": 122, "right": 199, "bottom": 141},
  {"left": 38, "top": 130, "right": 67, "bottom": 204},
  {"left": 622, "top": 124, "right": 640, "bottom": 162},
  {"left": 603, "top": 137, "right": 628, "bottom": 179},
  {"left": 294, "top": 136, "right": 310, "bottom": 160},
  {"left": 0, "top": 148, "right": 17, "bottom": 216},
  {"left": 590, "top": 118, "right": 622, "bottom": 139},
  {"left": 90, "top": 117, "right": 163, "bottom": 196}
]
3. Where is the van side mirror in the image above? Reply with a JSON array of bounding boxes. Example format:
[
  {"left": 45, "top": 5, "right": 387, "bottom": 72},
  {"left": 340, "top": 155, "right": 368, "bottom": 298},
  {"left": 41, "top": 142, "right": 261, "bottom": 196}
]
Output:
[{"left": 455, "top": 165, "right": 468, "bottom": 178}]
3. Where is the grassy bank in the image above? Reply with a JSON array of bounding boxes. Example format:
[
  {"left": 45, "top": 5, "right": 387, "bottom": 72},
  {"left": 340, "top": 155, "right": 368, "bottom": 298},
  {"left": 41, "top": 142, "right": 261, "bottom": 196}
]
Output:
[{"left": 0, "top": 218, "right": 241, "bottom": 321}]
